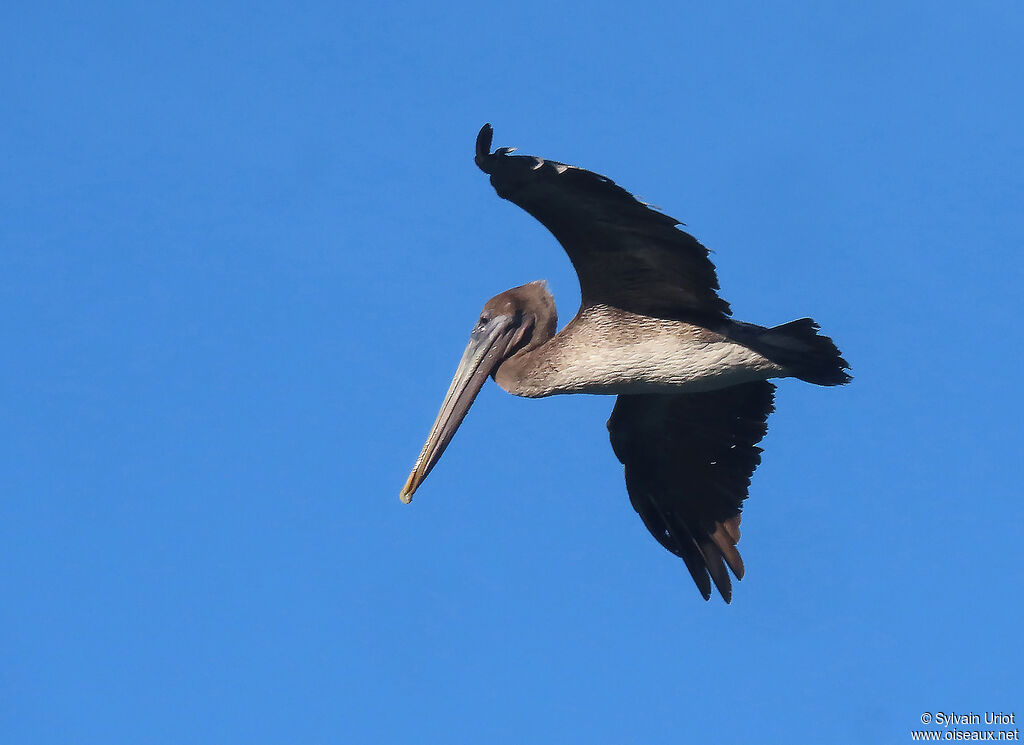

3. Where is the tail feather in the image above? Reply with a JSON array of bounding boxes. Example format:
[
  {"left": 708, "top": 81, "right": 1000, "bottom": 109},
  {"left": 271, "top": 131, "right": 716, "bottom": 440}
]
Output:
[{"left": 756, "top": 318, "right": 852, "bottom": 386}]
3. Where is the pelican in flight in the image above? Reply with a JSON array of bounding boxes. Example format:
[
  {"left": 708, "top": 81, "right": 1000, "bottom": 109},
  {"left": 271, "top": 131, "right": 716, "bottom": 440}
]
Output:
[{"left": 401, "top": 124, "right": 850, "bottom": 602}]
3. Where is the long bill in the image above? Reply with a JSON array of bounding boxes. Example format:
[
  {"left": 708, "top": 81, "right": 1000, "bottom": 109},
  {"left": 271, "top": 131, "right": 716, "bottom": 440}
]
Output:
[{"left": 400, "top": 315, "right": 514, "bottom": 503}]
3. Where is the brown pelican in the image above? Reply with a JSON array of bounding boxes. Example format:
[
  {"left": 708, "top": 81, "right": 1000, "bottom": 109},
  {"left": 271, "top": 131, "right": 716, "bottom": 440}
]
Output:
[{"left": 401, "top": 124, "right": 850, "bottom": 602}]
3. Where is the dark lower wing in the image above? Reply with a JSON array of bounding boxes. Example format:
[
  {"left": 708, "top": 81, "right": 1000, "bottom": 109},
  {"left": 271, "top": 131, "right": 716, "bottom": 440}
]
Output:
[{"left": 606, "top": 382, "right": 776, "bottom": 602}]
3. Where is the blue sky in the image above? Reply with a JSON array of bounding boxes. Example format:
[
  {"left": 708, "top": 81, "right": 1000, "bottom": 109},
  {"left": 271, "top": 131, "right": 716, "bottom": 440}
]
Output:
[{"left": 3, "top": 2, "right": 1022, "bottom": 743}]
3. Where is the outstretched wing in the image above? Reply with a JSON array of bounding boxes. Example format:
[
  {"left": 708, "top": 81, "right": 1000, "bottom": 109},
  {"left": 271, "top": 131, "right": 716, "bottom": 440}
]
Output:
[
  {"left": 475, "top": 124, "right": 731, "bottom": 323},
  {"left": 606, "top": 382, "right": 776, "bottom": 602}
]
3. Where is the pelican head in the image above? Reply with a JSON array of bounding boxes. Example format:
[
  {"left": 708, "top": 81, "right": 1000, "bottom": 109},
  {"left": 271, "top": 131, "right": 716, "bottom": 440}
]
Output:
[{"left": 400, "top": 280, "right": 556, "bottom": 502}]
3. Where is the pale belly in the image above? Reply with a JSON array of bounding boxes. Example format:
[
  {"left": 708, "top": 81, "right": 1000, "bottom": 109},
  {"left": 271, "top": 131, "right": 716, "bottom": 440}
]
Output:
[
  {"left": 555, "top": 339, "right": 780, "bottom": 394},
  {"left": 496, "top": 308, "right": 784, "bottom": 398}
]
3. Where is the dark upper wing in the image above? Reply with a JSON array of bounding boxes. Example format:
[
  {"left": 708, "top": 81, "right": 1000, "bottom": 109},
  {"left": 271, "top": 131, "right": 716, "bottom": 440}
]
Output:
[
  {"left": 606, "top": 381, "right": 775, "bottom": 602},
  {"left": 475, "top": 124, "right": 731, "bottom": 323}
]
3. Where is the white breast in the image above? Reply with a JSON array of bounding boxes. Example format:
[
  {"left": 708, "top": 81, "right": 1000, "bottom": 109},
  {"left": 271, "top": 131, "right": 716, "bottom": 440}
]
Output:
[{"left": 499, "top": 306, "right": 783, "bottom": 398}]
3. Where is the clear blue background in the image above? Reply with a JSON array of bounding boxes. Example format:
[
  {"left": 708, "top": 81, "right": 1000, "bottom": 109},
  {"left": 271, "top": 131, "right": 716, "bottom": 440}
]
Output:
[{"left": 3, "top": 2, "right": 1022, "bottom": 743}]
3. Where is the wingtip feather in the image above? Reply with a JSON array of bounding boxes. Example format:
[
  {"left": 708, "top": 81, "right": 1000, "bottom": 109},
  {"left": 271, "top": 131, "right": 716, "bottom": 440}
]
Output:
[
  {"left": 711, "top": 521, "right": 745, "bottom": 580},
  {"left": 698, "top": 540, "right": 733, "bottom": 603},
  {"left": 475, "top": 124, "right": 494, "bottom": 171}
]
